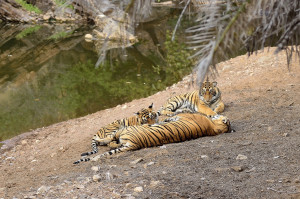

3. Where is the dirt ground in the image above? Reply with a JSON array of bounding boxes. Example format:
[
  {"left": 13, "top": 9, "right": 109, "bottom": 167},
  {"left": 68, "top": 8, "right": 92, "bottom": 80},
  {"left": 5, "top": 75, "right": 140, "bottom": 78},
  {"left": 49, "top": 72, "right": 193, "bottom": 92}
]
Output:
[{"left": 0, "top": 47, "right": 300, "bottom": 199}]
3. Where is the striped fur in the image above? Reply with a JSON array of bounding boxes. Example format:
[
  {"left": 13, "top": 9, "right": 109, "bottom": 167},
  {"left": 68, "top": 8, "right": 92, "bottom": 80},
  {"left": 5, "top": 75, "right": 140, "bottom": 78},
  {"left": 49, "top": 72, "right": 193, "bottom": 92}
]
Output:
[
  {"left": 76, "top": 103, "right": 158, "bottom": 161},
  {"left": 74, "top": 113, "right": 232, "bottom": 164},
  {"left": 159, "top": 80, "right": 225, "bottom": 117}
]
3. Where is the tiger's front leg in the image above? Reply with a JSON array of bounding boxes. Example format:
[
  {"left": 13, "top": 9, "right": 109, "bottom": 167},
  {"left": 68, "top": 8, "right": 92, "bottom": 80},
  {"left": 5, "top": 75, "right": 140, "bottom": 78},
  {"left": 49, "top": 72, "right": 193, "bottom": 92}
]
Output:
[
  {"left": 196, "top": 104, "right": 217, "bottom": 117},
  {"left": 159, "top": 109, "right": 176, "bottom": 116},
  {"left": 213, "top": 101, "right": 225, "bottom": 114}
]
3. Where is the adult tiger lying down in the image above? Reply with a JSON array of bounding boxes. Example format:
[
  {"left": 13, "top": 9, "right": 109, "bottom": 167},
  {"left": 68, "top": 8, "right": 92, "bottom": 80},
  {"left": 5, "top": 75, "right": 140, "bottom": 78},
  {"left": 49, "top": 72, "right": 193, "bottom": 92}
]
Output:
[{"left": 73, "top": 113, "right": 232, "bottom": 164}]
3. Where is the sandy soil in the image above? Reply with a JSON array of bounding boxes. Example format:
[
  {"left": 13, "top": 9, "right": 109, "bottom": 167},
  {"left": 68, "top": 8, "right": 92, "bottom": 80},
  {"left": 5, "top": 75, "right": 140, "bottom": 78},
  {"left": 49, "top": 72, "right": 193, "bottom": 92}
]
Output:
[{"left": 0, "top": 47, "right": 300, "bottom": 199}]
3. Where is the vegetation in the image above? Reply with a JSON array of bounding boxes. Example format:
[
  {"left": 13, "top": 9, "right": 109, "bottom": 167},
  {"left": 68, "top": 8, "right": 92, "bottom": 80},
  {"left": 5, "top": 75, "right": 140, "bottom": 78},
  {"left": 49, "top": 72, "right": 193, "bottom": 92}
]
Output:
[
  {"left": 155, "top": 30, "right": 194, "bottom": 81},
  {"left": 48, "top": 30, "right": 74, "bottom": 40},
  {"left": 14, "top": 0, "right": 42, "bottom": 14},
  {"left": 73, "top": 0, "right": 299, "bottom": 82},
  {"left": 0, "top": 28, "right": 193, "bottom": 140},
  {"left": 54, "top": 0, "right": 74, "bottom": 9},
  {"left": 15, "top": 25, "right": 41, "bottom": 40}
]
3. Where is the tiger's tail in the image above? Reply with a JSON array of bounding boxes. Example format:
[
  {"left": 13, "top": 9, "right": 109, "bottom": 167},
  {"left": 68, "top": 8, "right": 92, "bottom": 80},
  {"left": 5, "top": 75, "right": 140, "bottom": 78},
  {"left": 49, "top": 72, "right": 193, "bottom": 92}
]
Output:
[
  {"left": 80, "top": 139, "right": 98, "bottom": 156},
  {"left": 73, "top": 157, "right": 91, "bottom": 164},
  {"left": 92, "top": 144, "right": 134, "bottom": 161},
  {"left": 73, "top": 144, "right": 135, "bottom": 164}
]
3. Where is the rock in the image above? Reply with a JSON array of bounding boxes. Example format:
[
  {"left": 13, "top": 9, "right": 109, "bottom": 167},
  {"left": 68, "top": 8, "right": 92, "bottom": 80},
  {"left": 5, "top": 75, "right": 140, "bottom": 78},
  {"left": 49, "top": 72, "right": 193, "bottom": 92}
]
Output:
[
  {"left": 21, "top": 140, "right": 27, "bottom": 145},
  {"left": 130, "top": 158, "right": 143, "bottom": 165},
  {"left": 133, "top": 186, "right": 143, "bottom": 192},
  {"left": 294, "top": 179, "right": 300, "bottom": 183},
  {"left": 245, "top": 167, "right": 256, "bottom": 173},
  {"left": 283, "top": 179, "right": 291, "bottom": 183},
  {"left": 200, "top": 155, "right": 209, "bottom": 159},
  {"left": 43, "top": 15, "right": 50, "bottom": 21},
  {"left": 93, "top": 174, "right": 101, "bottom": 182},
  {"left": 85, "top": 34, "right": 93, "bottom": 42},
  {"left": 236, "top": 154, "right": 248, "bottom": 160},
  {"left": 283, "top": 133, "right": 289, "bottom": 137},
  {"left": 148, "top": 161, "right": 155, "bottom": 166},
  {"left": 91, "top": 156, "right": 100, "bottom": 162},
  {"left": 105, "top": 172, "right": 113, "bottom": 180},
  {"left": 91, "top": 166, "right": 100, "bottom": 171},
  {"left": 122, "top": 105, "right": 127, "bottom": 109},
  {"left": 50, "top": 153, "right": 56, "bottom": 158},
  {"left": 0, "top": 187, "right": 6, "bottom": 196},
  {"left": 23, "top": 195, "right": 36, "bottom": 199},
  {"left": 122, "top": 194, "right": 136, "bottom": 199},
  {"left": 125, "top": 183, "right": 134, "bottom": 189},
  {"left": 111, "top": 191, "right": 121, "bottom": 198},
  {"left": 149, "top": 181, "right": 160, "bottom": 187},
  {"left": 0, "top": 0, "right": 34, "bottom": 22},
  {"left": 5, "top": 157, "right": 15, "bottom": 161},
  {"left": 144, "top": 161, "right": 155, "bottom": 168},
  {"left": 266, "top": 179, "right": 275, "bottom": 183},
  {"left": 231, "top": 166, "right": 244, "bottom": 172},
  {"left": 36, "top": 185, "right": 50, "bottom": 195},
  {"left": 215, "top": 167, "right": 230, "bottom": 172},
  {"left": 76, "top": 185, "right": 85, "bottom": 189},
  {"left": 222, "top": 65, "right": 231, "bottom": 71}
]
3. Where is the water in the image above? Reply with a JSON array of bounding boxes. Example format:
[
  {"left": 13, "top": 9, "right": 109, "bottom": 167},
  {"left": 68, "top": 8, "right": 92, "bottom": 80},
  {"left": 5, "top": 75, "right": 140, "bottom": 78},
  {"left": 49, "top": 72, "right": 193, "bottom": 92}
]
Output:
[{"left": 0, "top": 12, "right": 193, "bottom": 141}]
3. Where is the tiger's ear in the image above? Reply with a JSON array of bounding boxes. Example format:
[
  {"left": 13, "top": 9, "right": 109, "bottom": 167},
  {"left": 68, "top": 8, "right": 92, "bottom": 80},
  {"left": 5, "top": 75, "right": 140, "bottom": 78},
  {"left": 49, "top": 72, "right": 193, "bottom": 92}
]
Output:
[
  {"left": 134, "top": 112, "right": 140, "bottom": 115},
  {"left": 212, "top": 81, "right": 217, "bottom": 87},
  {"left": 148, "top": 103, "right": 153, "bottom": 109}
]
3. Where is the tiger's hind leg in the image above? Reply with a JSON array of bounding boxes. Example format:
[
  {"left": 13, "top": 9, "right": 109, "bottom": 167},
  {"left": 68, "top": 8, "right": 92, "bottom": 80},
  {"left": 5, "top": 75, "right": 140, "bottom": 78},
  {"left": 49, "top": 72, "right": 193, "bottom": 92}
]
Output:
[
  {"left": 108, "top": 141, "right": 121, "bottom": 149},
  {"left": 80, "top": 135, "right": 115, "bottom": 157}
]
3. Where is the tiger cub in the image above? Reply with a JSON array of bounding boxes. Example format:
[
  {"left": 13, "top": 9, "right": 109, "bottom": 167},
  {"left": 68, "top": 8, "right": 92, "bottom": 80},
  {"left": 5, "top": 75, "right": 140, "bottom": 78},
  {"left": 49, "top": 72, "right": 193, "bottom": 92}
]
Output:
[
  {"left": 158, "top": 80, "right": 224, "bottom": 117},
  {"left": 78, "top": 103, "right": 158, "bottom": 159},
  {"left": 74, "top": 113, "right": 232, "bottom": 164}
]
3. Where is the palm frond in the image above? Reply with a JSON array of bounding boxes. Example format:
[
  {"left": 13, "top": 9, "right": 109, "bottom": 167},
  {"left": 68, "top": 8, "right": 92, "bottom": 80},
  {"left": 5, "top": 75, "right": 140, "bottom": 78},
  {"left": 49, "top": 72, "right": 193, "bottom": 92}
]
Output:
[
  {"left": 187, "top": 0, "right": 299, "bottom": 84},
  {"left": 61, "top": 0, "right": 299, "bottom": 81}
]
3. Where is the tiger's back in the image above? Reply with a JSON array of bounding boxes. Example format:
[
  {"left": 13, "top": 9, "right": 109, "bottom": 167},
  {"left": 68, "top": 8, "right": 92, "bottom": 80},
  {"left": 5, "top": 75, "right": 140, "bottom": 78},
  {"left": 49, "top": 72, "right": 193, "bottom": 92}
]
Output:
[
  {"left": 117, "top": 113, "right": 231, "bottom": 150},
  {"left": 75, "top": 113, "right": 232, "bottom": 164}
]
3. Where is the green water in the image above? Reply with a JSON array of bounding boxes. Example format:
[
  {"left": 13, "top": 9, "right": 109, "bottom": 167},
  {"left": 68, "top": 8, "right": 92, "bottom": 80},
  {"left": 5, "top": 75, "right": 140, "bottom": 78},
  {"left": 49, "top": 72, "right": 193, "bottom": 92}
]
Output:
[{"left": 0, "top": 14, "right": 194, "bottom": 141}]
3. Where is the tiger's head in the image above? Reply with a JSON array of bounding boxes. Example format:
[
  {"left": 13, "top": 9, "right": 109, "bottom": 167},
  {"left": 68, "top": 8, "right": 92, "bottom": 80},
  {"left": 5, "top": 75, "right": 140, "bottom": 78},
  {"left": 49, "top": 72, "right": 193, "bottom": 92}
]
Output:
[
  {"left": 211, "top": 114, "right": 233, "bottom": 133},
  {"left": 135, "top": 103, "right": 158, "bottom": 125},
  {"left": 199, "top": 80, "right": 221, "bottom": 105}
]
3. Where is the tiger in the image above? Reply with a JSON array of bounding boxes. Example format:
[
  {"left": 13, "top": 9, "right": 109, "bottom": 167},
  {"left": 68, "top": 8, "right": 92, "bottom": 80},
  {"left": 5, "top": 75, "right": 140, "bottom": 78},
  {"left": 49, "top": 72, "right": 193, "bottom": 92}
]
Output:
[
  {"left": 73, "top": 113, "right": 232, "bottom": 164},
  {"left": 79, "top": 103, "right": 158, "bottom": 158},
  {"left": 158, "top": 79, "right": 225, "bottom": 117}
]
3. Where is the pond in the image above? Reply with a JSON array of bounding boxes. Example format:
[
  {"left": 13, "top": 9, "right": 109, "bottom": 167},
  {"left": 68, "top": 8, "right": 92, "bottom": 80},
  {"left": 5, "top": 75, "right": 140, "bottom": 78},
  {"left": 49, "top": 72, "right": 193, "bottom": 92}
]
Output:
[{"left": 0, "top": 10, "right": 195, "bottom": 141}]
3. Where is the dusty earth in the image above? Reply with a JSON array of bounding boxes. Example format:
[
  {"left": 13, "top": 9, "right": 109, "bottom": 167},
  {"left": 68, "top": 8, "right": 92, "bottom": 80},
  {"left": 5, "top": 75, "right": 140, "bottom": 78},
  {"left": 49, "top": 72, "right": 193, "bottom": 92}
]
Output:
[{"left": 0, "top": 47, "right": 300, "bottom": 199}]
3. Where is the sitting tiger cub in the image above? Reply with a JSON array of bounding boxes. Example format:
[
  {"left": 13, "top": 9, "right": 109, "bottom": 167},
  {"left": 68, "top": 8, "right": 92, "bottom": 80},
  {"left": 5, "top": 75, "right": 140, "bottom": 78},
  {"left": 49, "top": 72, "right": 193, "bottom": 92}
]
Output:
[
  {"left": 76, "top": 103, "right": 158, "bottom": 162},
  {"left": 73, "top": 113, "right": 232, "bottom": 164},
  {"left": 158, "top": 79, "right": 224, "bottom": 117}
]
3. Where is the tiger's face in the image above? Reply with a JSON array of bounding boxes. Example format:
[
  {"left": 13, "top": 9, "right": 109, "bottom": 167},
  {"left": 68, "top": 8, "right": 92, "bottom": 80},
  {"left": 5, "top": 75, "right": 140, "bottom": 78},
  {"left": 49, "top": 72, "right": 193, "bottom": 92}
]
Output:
[
  {"left": 135, "top": 103, "right": 158, "bottom": 125},
  {"left": 211, "top": 115, "right": 232, "bottom": 133},
  {"left": 200, "top": 81, "right": 218, "bottom": 103}
]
